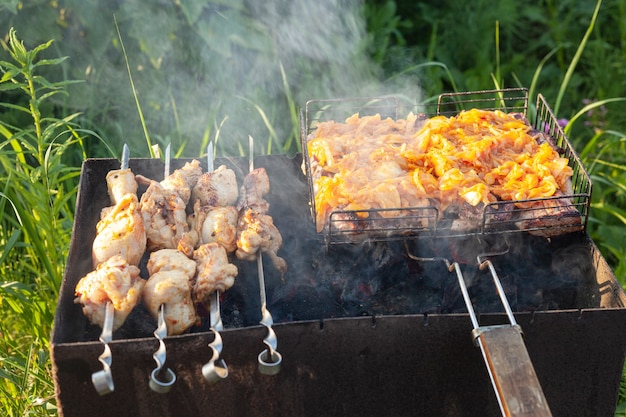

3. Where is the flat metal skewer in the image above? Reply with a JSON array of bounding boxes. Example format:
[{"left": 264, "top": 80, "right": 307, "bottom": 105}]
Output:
[
  {"left": 149, "top": 144, "right": 177, "bottom": 393},
  {"left": 201, "top": 142, "right": 229, "bottom": 383},
  {"left": 249, "top": 135, "right": 282, "bottom": 374},
  {"left": 91, "top": 301, "right": 115, "bottom": 395},
  {"left": 91, "top": 144, "right": 131, "bottom": 395},
  {"left": 149, "top": 305, "right": 176, "bottom": 393}
]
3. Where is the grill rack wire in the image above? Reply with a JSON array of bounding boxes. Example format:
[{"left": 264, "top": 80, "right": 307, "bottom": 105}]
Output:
[{"left": 300, "top": 88, "right": 592, "bottom": 245}]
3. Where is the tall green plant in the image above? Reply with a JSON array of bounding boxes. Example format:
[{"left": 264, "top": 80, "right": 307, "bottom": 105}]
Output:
[{"left": 0, "top": 28, "right": 95, "bottom": 416}]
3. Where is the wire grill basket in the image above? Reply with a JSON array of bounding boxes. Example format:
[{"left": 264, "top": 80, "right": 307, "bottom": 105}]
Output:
[{"left": 300, "top": 88, "right": 592, "bottom": 244}]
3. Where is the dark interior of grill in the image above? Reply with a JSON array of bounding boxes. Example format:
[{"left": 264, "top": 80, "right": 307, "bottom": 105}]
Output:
[{"left": 57, "top": 154, "right": 603, "bottom": 344}]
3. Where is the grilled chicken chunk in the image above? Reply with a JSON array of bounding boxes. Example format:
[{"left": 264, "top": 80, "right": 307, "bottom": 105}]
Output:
[
  {"left": 106, "top": 168, "right": 138, "bottom": 205},
  {"left": 93, "top": 194, "right": 147, "bottom": 267},
  {"left": 236, "top": 208, "right": 287, "bottom": 274},
  {"left": 192, "top": 243, "right": 238, "bottom": 305},
  {"left": 136, "top": 160, "right": 203, "bottom": 251},
  {"left": 235, "top": 167, "right": 287, "bottom": 274},
  {"left": 74, "top": 255, "right": 145, "bottom": 331},
  {"left": 93, "top": 168, "right": 146, "bottom": 267},
  {"left": 138, "top": 180, "right": 188, "bottom": 251},
  {"left": 180, "top": 165, "right": 240, "bottom": 255},
  {"left": 160, "top": 159, "right": 203, "bottom": 205},
  {"left": 143, "top": 249, "right": 198, "bottom": 335},
  {"left": 191, "top": 165, "right": 239, "bottom": 208},
  {"left": 237, "top": 167, "right": 270, "bottom": 214}
]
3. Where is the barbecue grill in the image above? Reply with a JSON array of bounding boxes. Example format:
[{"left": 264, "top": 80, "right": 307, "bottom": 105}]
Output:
[{"left": 51, "top": 89, "right": 626, "bottom": 417}]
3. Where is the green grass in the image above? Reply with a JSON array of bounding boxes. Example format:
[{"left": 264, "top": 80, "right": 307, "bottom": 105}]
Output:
[{"left": 0, "top": 28, "right": 93, "bottom": 416}]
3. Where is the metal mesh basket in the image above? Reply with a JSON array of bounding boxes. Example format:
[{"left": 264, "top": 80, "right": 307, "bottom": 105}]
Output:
[{"left": 300, "top": 88, "right": 592, "bottom": 244}]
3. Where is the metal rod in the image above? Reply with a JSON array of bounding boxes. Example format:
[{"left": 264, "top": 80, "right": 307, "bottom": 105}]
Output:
[
  {"left": 148, "top": 144, "right": 176, "bottom": 393},
  {"left": 149, "top": 305, "right": 176, "bottom": 393},
  {"left": 91, "top": 301, "right": 115, "bottom": 395},
  {"left": 248, "top": 136, "right": 282, "bottom": 374},
  {"left": 121, "top": 144, "right": 130, "bottom": 170},
  {"left": 164, "top": 143, "right": 171, "bottom": 177},
  {"left": 477, "top": 250, "right": 517, "bottom": 326},
  {"left": 404, "top": 247, "right": 506, "bottom": 416},
  {"left": 405, "top": 249, "right": 481, "bottom": 330},
  {"left": 201, "top": 142, "right": 229, "bottom": 383}
]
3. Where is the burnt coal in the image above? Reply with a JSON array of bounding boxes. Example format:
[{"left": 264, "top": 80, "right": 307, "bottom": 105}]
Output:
[{"left": 73, "top": 155, "right": 600, "bottom": 342}]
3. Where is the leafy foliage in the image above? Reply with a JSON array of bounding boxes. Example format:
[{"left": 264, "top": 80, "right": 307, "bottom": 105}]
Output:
[{"left": 0, "top": 28, "right": 95, "bottom": 416}]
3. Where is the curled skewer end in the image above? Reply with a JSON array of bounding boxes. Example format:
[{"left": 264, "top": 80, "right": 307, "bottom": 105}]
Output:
[
  {"left": 149, "top": 368, "right": 177, "bottom": 394},
  {"left": 91, "top": 368, "right": 114, "bottom": 396},
  {"left": 149, "top": 304, "right": 176, "bottom": 393},
  {"left": 202, "top": 359, "right": 229, "bottom": 383},
  {"left": 202, "top": 327, "right": 228, "bottom": 383},
  {"left": 258, "top": 349, "right": 282, "bottom": 375},
  {"left": 92, "top": 301, "right": 115, "bottom": 395}
]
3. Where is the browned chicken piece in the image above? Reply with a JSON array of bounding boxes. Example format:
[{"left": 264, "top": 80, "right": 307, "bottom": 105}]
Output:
[
  {"left": 180, "top": 165, "right": 240, "bottom": 256},
  {"left": 74, "top": 255, "right": 145, "bottom": 331},
  {"left": 138, "top": 179, "right": 189, "bottom": 251},
  {"left": 236, "top": 208, "right": 287, "bottom": 275},
  {"left": 191, "top": 165, "right": 239, "bottom": 208},
  {"left": 143, "top": 249, "right": 198, "bottom": 336},
  {"left": 106, "top": 168, "right": 138, "bottom": 205},
  {"left": 201, "top": 206, "right": 239, "bottom": 252},
  {"left": 236, "top": 167, "right": 270, "bottom": 214},
  {"left": 160, "top": 159, "right": 203, "bottom": 205},
  {"left": 179, "top": 203, "right": 239, "bottom": 255},
  {"left": 147, "top": 248, "right": 197, "bottom": 277},
  {"left": 192, "top": 243, "right": 238, "bottom": 306},
  {"left": 136, "top": 161, "right": 202, "bottom": 251},
  {"left": 93, "top": 193, "right": 146, "bottom": 267},
  {"left": 177, "top": 204, "right": 203, "bottom": 258}
]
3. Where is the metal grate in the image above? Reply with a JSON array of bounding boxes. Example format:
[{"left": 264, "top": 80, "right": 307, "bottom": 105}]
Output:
[{"left": 301, "top": 88, "right": 592, "bottom": 245}]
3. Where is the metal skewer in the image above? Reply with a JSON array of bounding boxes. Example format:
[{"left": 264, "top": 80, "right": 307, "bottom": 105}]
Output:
[
  {"left": 249, "top": 135, "right": 282, "bottom": 375},
  {"left": 149, "top": 304, "right": 176, "bottom": 393},
  {"left": 202, "top": 142, "right": 229, "bottom": 383},
  {"left": 91, "top": 144, "right": 130, "bottom": 395},
  {"left": 91, "top": 301, "right": 115, "bottom": 395},
  {"left": 149, "top": 143, "right": 177, "bottom": 393}
]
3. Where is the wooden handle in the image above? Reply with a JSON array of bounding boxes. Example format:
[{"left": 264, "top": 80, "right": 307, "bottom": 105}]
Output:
[{"left": 475, "top": 325, "right": 552, "bottom": 417}]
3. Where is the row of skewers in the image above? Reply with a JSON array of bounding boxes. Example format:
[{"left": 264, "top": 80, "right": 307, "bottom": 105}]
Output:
[{"left": 74, "top": 140, "right": 286, "bottom": 395}]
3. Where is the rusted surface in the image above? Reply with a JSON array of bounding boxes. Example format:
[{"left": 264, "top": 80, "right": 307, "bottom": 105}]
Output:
[{"left": 52, "top": 155, "right": 626, "bottom": 417}]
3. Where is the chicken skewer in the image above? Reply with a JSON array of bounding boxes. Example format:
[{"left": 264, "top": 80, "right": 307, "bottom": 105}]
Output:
[
  {"left": 201, "top": 142, "right": 229, "bottom": 383},
  {"left": 89, "top": 143, "right": 130, "bottom": 395},
  {"left": 247, "top": 136, "right": 282, "bottom": 374},
  {"left": 147, "top": 144, "right": 178, "bottom": 393}
]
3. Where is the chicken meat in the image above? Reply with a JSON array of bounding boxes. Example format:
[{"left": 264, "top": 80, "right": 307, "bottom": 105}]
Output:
[
  {"left": 236, "top": 167, "right": 270, "bottom": 214},
  {"left": 235, "top": 167, "right": 287, "bottom": 274},
  {"left": 74, "top": 255, "right": 145, "bottom": 331},
  {"left": 191, "top": 165, "right": 239, "bottom": 208},
  {"left": 192, "top": 242, "right": 238, "bottom": 306},
  {"left": 136, "top": 160, "right": 203, "bottom": 251},
  {"left": 138, "top": 181, "right": 188, "bottom": 251},
  {"left": 143, "top": 249, "right": 198, "bottom": 335},
  {"left": 106, "top": 168, "right": 138, "bottom": 205},
  {"left": 179, "top": 165, "right": 240, "bottom": 255},
  {"left": 236, "top": 208, "right": 287, "bottom": 275},
  {"left": 160, "top": 159, "right": 203, "bottom": 205},
  {"left": 93, "top": 168, "right": 146, "bottom": 267}
]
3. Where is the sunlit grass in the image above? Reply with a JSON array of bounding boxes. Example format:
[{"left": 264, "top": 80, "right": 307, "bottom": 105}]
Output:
[{"left": 0, "top": 28, "right": 96, "bottom": 417}]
